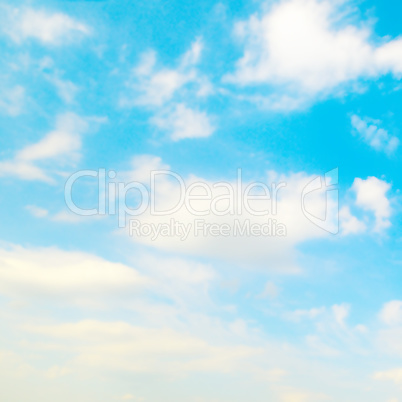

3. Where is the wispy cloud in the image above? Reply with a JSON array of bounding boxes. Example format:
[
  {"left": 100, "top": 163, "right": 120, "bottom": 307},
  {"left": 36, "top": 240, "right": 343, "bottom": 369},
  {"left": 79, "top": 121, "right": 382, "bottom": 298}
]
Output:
[
  {"left": 351, "top": 114, "right": 399, "bottom": 154},
  {"left": 0, "top": 113, "right": 88, "bottom": 183},
  {"left": 4, "top": 7, "right": 90, "bottom": 45},
  {"left": 0, "top": 86, "right": 25, "bottom": 116},
  {"left": 120, "top": 39, "right": 215, "bottom": 141}
]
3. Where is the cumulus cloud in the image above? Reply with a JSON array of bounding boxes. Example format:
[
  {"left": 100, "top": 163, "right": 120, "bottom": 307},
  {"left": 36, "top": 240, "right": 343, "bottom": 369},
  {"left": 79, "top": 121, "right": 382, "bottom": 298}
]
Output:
[
  {"left": 340, "top": 176, "right": 394, "bottom": 235},
  {"left": 339, "top": 206, "right": 366, "bottom": 235},
  {"left": 352, "top": 176, "right": 392, "bottom": 232},
  {"left": 151, "top": 103, "right": 215, "bottom": 140},
  {"left": 128, "top": 50, "right": 190, "bottom": 107},
  {"left": 126, "top": 154, "right": 170, "bottom": 182},
  {"left": 351, "top": 115, "right": 399, "bottom": 154},
  {"left": 120, "top": 155, "right": 338, "bottom": 272},
  {"left": 121, "top": 39, "right": 214, "bottom": 140},
  {"left": 122, "top": 39, "right": 207, "bottom": 108},
  {"left": 4, "top": 7, "right": 90, "bottom": 45},
  {"left": 225, "top": 0, "right": 402, "bottom": 109},
  {"left": 379, "top": 301, "right": 402, "bottom": 326}
]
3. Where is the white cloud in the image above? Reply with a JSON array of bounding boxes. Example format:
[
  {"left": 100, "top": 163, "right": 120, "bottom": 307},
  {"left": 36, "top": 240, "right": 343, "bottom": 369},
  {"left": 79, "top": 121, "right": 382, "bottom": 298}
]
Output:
[
  {"left": 379, "top": 301, "right": 402, "bottom": 326},
  {"left": 351, "top": 115, "right": 399, "bottom": 154},
  {"left": 0, "top": 243, "right": 219, "bottom": 311},
  {"left": 377, "top": 327, "right": 402, "bottom": 357},
  {"left": 376, "top": 303, "right": 402, "bottom": 359},
  {"left": 284, "top": 307, "right": 326, "bottom": 322},
  {"left": 374, "top": 368, "right": 402, "bottom": 385},
  {"left": 352, "top": 176, "right": 392, "bottom": 232},
  {"left": 257, "top": 281, "right": 280, "bottom": 299},
  {"left": 139, "top": 254, "right": 215, "bottom": 286},
  {"left": 5, "top": 8, "right": 90, "bottom": 45},
  {"left": 123, "top": 39, "right": 206, "bottom": 108},
  {"left": 280, "top": 390, "right": 329, "bottom": 402},
  {"left": 152, "top": 103, "right": 215, "bottom": 140},
  {"left": 51, "top": 210, "right": 98, "bottom": 223},
  {"left": 314, "top": 303, "right": 364, "bottom": 339},
  {"left": 25, "top": 205, "right": 49, "bottom": 218},
  {"left": 126, "top": 154, "right": 170, "bottom": 182},
  {"left": 0, "top": 112, "right": 88, "bottom": 182},
  {"left": 22, "top": 319, "right": 261, "bottom": 375},
  {"left": 181, "top": 38, "right": 203, "bottom": 67},
  {"left": 133, "top": 50, "right": 157, "bottom": 77},
  {"left": 0, "top": 242, "right": 394, "bottom": 400},
  {"left": 225, "top": 0, "right": 402, "bottom": 109},
  {"left": 121, "top": 39, "right": 214, "bottom": 141},
  {"left": 26, "top": 205, "right": 102, "bottom": 224},
  {"left": 339, "top": 206, "right": 366, "bottom": 235},
  {"left": 45, "top": 366, "right": 71, "bottom": 379},
  {"left": 121, "top": 395, "right": 144, "bottom": 401},
  {"left": 0, "top": 86, "right": 25, "bottom": 116},
  {"left": 134, "top": 253, "right": 216, "bottom": 307},
  {"left": 332, "top": 303, "right": 350, "bottom": 327},
  {"left": 0, "top": 245, "right": 148, "bottom": 306},
  {"left": 16, "top": 114, "right": 85, "bottom": 162},
  {"left": 121, "top": 155, "right": 338, "bottom": 272},
  {"left": 135, "top": 67, "right": 190, "bottom": 107},
  {"left": 284, "top": 302, "right": 368, "bottom": 358},
  {"left": 47, "top": 75, "right": 79, "bottom": 104}
]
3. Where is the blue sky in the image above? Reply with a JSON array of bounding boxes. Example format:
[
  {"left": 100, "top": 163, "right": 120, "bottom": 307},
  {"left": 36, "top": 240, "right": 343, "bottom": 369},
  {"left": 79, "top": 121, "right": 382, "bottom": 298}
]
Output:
[{"left": 0, "top": 0, "right": 402, "bottom": 401}]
